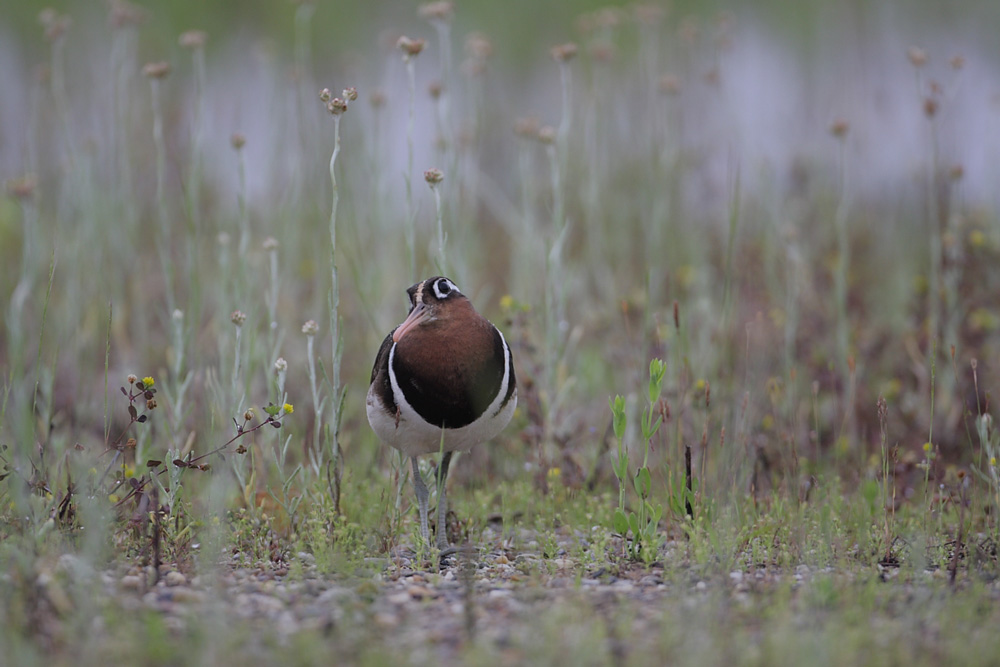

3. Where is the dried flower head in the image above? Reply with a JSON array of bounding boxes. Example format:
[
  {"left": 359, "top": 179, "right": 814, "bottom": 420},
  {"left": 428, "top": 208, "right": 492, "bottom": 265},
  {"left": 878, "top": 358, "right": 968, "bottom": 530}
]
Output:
[
  {"left": 179, "top": 30, "right": 207, "bottom": 49},
  {"left": 514, "top": 116, "right": 540, "bottom": 138},
  {"left": 326, "top": 98, "right": 348, "bottom": 115},
  {"left": 142, "top": 61, "right": 171, "bottom": 79},
  {"left": 658, "top": 74, "right": 681, "bottom": 96},
  {"left": 589, "top": 42, "right": 616, "bottom": 63},
  {"left": 263, "top": 236, "right": 279, "bottom": 251},
  {"left": 7, "top": 175, "right": 37, "bottom": 200},
  {"left": 274, "top": 357, "right": 288, "bottom": 373},
  {"left": 302, "top": 319, "right": 319, "bottom": 336},
  {"left": 537, "top": 125, "right": 557, "bottom": 145},
  {"left": 428, "top": 80, "right": 443, "bottom": 99},
  {"left": 907, "top": 46, "right": 927, "bottom": 67},
  {"left": 465, "top": 32, "right": 493, "bottom": 60},
  {"left": 634, "top": 4, "right": 666, "bottom": 25},
  {"left": 923, "top": 96, "right": 938, "bottom": 118},
  {"left": 419, "top": 1, "right": 454, "bottom": 22},
  {"left": 39, "top": 9, "right": 71, "bottom": 42},
  {"left": 172, "top": 309, "right": 184, "bottom": 322},
  {"left": 319, "top": 88, "right": 332, "bottom": 103},
  {"left": 127, "top": 374, "right": 138, "bottom": 385},
  {"left": 231, "top": 133, "right": 246, "bottom": 150},
  {"left": 370, "top": 89, "right": 387, "bottom": 109},
  {"left": 243, "top": 408, "right": 255, "bottom": 422},
  {"left": 397, "top": 35, "right": 426, "bottom": 59},
  {"left": 109, "top": 1, "right": 146, "bottom": 29},
  {"left": 231, "top": 310, "right": 247, "bottom": 326},
  {"left": 146, "top": 398, "right": 158, "bottom": 410},
  {"left": 829, "top": 118, "right": 849, "bottom": 138},
  {"left": 550, "top": 43, "right": 578, "bottom": 63},
  {"left": 424, "top": 168, "right": 444, "bottom": 185},
  {"left": 343, "top": 87, "right": 358, "bottom": 102}
]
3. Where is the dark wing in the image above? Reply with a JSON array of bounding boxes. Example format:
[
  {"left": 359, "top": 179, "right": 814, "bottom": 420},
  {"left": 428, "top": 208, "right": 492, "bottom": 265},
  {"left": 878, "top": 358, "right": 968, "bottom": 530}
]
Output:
[{"left": 370, "top": 331, "right": 395, "bottom": 384}]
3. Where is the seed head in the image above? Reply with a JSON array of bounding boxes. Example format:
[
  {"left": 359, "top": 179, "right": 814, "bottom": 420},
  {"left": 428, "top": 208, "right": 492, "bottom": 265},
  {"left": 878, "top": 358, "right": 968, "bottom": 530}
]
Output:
[
  {"left": 319, "top": 88, "right": 332, "bottom": 103},
  {"left": 465, "top": 32, "right": 493, "bottom": 60},
  {"left": 108, "top": 1, "right": 146, "bottom": 29},
  {"left": 658, "top": 74, "right": 681, "bottom": 96},
  {"left": 514, "top": 116, "right": 540, "bottom": 138},
  {"left": 343, "top": 87, "right": 358, "bottom": 102},
  {"left": 231, "top": 133, "right": 246, "bottom": 150},
  {"left": 127, "top": 374, "right": 138, "bottom": 385},
  {"left": 829, "top": 118, "right": 849, "bottom": 139},
  {"left": 179, "top": 30, "right": 207, "bottom": 49},
  {"left": 923, "top": 96, "right": 938, "bottom": 118},
  {"left": 243, "top": 408, "right": 255, "bottom": 422},
  {"left": 326, "top": 98, "right": 348, "bottom": 115},
  {"left": 302, "top": 319, "right": 319, "bottom": 336},
  {"left": 263, "top": 236, "right": 279, "bottom": 251},
  {"left": 424, "top": 168, "right": 444, "bottom": 185},
  {"left": 550, "top": 43, "right": 578, "bottom": 63},
  {"left": 142, "top": 61, "right": 171, "bottom": 80},
  {"left": 419, "top": 1, "right": 454, "bottom": 22},
  {"left": 397, "top": 36, "right": 426, "bottom": 59},
  {"left": 172, "top": 309, "right": 184, "bottom": 322},
  {"left": 274, "top": 357, "right": 288, "bottom": 373},
  {"left": 7, "top": 175, "right": 37, "bottom": 200},
  {"left": 537, "top": 125, "right": 557, "bottom": 145},
  {"left": 231, "top": 310, "right": 247, "bottom": 326},
  {"left": 146, "top": 398, "right": 157, "bottom": 410},
  {"left": 907, "top": 47, "right": 927, "bottom": 67}
]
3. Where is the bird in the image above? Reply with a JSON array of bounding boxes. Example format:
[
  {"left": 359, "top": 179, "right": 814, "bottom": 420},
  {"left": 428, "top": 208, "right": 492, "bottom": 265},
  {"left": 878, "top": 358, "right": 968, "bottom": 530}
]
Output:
[{"left": 367, "top": 276, "right": 517, "bottom": 554}]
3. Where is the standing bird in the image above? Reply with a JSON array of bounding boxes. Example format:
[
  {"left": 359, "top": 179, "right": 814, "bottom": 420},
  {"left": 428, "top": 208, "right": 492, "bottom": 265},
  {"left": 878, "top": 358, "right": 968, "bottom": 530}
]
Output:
[{"left": 367, "top": 276, "right": 517, "bottom": 552}]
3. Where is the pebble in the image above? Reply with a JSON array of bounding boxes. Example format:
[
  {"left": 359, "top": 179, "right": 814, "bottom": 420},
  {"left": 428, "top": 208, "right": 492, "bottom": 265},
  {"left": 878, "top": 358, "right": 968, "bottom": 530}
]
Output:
[
  {"left": 165, "top": 571, "right": 186, "bottom": 587},
  {"left": 121, "top": 575, "right": 144, "bottom": 591}
]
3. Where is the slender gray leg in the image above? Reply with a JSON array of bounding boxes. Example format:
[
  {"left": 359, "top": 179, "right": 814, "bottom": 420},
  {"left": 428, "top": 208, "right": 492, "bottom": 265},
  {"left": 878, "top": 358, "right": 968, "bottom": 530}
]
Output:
[
  {"left": 410, "top": 456, "right": 430, "bottom": 546},
  {"left": 436, "top": 452, "right": 455, "bottom": 554}
]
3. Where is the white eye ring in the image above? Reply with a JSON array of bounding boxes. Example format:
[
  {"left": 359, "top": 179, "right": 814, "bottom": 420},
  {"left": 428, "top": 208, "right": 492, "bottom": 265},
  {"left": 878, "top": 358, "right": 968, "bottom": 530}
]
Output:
[{"left": 433, "top": 278, "right": 459, "bottom": 300}]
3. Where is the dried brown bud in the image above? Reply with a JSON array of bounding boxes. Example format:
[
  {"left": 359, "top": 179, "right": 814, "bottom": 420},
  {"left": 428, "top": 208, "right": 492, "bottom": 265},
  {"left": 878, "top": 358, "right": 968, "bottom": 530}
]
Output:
[
  {"left": 424, "top": 168, "right": 444, "bottom": 185},
  {"left": 397, "top": 36, "right": 426, "bottom": 58},
  {"left": 126, "top": 438, "right": 137, "bottom": 449},
  {"left": 231, "top": 310, "right": 247, "bottom": 326},
  {"left": 142, "top": 62, "right": 171, "bottom": 80},
  {"left": 231, "top": 133, "right": 246, "bottom": 150},
  {"left": 146, "top": 398, "right": 158, "bottom": 410},
  {"left": 179, "top": 30, "right": 207, "bottom": 49},
  {"left": 923, "top": 97, "right": 938, "bottom": 118},
  {"left": 127, "top": 374, "right": 137, "bottom": 385},
  {"left": 550, "top": 43, "right": 578, "bottom": 63},
  {"left": 243, "top": 408, "right": 255, "bottom": 422},
  {"left": 235, "top": 444, "right": 247, "bottom": 454}
]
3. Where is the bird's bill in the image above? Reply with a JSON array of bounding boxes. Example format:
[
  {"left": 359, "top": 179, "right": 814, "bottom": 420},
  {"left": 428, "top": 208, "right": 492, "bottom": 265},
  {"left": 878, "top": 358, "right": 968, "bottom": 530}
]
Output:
[{"left": 392, "top": 303, "right": 431, "bottom": 342}]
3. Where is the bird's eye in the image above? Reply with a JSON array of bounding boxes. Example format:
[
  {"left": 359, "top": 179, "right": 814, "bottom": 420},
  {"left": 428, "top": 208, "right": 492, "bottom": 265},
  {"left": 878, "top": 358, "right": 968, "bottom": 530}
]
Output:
[{"left": 433, "top": 278, "right": 458, "bottom": 299}]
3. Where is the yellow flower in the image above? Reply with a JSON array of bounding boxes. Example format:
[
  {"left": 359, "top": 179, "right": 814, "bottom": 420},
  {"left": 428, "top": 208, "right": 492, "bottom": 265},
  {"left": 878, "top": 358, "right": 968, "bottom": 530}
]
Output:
[
  {"left": 142, "top": 376, "right": 155, "bottom": 388},
  {"left": 547, "top": 467, "right": 562, "bottom": 480},
  {"left": 283, "top": 403, "right": 294, "bottom": 414},
  {"left": 694, "top": 378, "right": 706, "bottom": 391},
  {"left": 969, "top": 229, "right": 986, "bottom": 248},
  {"left": 109, "top": 494, "right": 120, "bottom": 504},
  {"left": 761, "top": 414, "right": 774, "bottom": 430},
  {"left": 923, "top": 442, "right": 933, "bottom": 453},
  {"left": 991, "top": 457, "right": 997, "bottom": 467},
  {"left": 124, "top": 465, "right": 135, "bottom": 479},
  {"left": 499, "top": 294, "right": 514, "bottom": 310}
]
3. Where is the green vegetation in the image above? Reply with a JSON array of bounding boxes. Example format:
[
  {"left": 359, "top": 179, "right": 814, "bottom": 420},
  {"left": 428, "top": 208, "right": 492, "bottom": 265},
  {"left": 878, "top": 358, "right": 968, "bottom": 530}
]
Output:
[{"left": 2, "top": 1, "right": 1000, "bottom": 664}]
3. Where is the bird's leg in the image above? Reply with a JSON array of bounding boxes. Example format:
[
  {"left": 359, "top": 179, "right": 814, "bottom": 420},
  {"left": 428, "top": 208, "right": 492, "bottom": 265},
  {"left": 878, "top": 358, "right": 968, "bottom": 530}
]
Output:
[
  {"left": 410, "top": 456, "right": 431, "bottom": 547},
  {"left": 436, "top": 451, "right": 456, "bottom": 556}
]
